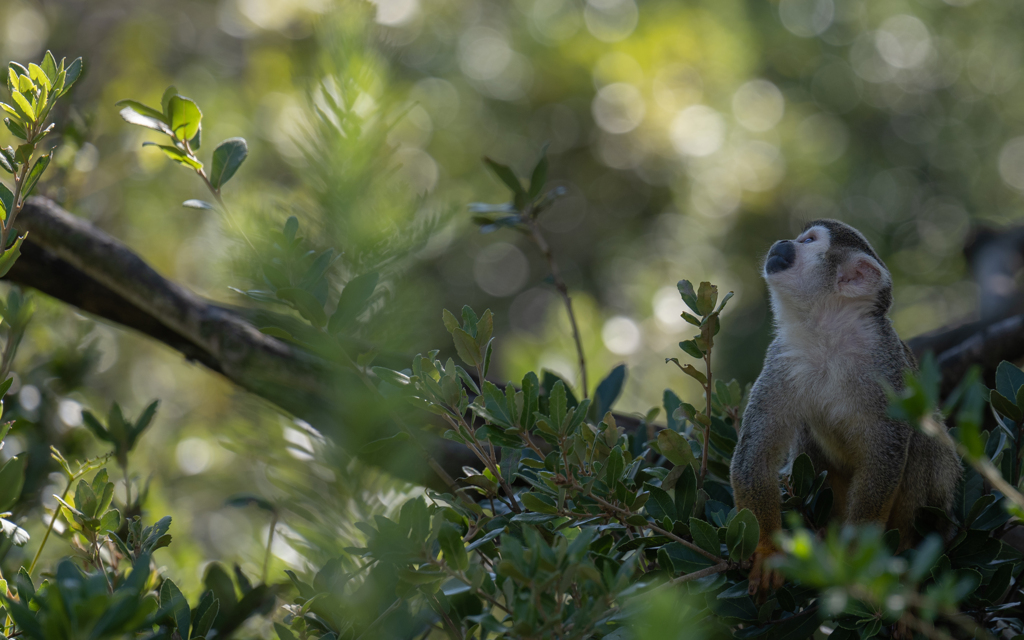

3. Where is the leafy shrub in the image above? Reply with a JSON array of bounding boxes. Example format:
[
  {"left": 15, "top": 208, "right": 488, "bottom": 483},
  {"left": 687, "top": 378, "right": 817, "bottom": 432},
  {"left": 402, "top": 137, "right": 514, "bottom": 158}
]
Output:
[{"left": 0, "top": 48, "right": 1020, "bottom": 640}]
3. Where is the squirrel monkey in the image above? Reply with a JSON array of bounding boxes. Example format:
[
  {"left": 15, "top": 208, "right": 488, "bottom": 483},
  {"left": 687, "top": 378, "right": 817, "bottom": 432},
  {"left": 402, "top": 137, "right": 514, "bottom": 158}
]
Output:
[{"left": 730, "top": 219, "right": 961, "bottom": 596}]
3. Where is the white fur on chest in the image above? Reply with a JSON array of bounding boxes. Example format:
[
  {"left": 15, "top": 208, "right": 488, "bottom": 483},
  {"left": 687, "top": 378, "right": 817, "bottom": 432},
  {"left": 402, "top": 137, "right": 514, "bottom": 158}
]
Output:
[{"left": 774, "top": 302, "right": 879, "bottom": 430}]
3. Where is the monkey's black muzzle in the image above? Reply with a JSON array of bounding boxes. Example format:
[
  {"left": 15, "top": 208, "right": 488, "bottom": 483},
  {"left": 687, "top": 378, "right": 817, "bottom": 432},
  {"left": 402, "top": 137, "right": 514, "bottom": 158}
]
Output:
[{"left": 765, "top": 240, "right": 795, "bottom": 275}]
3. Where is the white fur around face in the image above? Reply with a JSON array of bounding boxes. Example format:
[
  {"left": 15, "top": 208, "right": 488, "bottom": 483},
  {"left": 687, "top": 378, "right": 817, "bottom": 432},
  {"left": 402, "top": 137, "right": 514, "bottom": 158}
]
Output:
[
  {"left": 765, "top": 225, "right": 891, "bottom": 458},
  {"left": 764, "top": 226, "right": 831, "bottom": 309}
]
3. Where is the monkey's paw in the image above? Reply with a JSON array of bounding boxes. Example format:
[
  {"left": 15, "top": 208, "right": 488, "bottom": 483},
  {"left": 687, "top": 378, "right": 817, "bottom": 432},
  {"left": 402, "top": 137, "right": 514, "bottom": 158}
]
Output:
[{"left": 747, "top": 543, "right": 784, "bottom": 599}]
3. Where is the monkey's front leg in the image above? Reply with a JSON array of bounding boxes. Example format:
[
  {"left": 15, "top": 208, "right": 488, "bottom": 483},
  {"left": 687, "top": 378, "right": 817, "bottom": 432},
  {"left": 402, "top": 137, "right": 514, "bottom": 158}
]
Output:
[
  {"left": 843, "top": 426, "right": 910, "bottom": 527},
  {"left": 730, "top": 389, "right": 795, "bottom": 597}
]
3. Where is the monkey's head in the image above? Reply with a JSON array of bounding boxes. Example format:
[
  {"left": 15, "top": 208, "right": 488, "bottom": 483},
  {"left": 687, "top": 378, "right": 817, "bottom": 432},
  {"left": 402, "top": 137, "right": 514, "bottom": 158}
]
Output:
[{"left": 763, "top": 219, "right": 892, "bottom": 316}]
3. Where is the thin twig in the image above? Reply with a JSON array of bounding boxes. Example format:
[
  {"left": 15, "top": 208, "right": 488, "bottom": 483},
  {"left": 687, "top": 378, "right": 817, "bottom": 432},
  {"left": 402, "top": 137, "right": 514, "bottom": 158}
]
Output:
[
  {"left": 527, "top": 221, "right": 587, "bottom": 398},
  {"left": 568, "top": 480, "right": 726, "bottom": 564},
  {"left": 658, "top": 562, "right": 730, "bottom": 589}
]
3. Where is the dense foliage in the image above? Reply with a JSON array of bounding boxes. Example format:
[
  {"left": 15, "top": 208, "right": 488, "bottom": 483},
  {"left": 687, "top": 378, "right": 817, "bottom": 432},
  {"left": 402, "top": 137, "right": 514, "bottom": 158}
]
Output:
[{"left": 0, "top": 2, "right": 1023, "bottom": 640}]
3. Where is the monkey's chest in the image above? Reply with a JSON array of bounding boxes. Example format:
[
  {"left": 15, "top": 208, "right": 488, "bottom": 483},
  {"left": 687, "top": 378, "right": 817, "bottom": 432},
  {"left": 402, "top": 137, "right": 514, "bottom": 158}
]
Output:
[{"left": 783, "top": 349, "right": 880, "bottom": 434}]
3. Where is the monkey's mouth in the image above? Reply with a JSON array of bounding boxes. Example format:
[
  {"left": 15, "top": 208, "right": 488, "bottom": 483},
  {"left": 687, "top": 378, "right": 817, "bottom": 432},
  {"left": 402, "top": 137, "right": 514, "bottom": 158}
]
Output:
[{"left": 765, "top": 240, "right": 795, "bottom": 275}]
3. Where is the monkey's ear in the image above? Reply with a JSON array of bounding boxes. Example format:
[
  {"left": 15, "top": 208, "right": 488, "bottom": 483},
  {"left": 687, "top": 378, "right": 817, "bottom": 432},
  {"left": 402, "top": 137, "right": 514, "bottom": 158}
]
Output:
[{"left": 836, "top": 254, "right": 885, "bottom": 298}]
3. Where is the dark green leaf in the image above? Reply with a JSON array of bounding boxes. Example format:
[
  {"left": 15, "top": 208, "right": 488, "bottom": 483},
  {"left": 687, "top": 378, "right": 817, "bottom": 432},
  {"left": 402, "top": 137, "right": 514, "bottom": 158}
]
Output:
[
  {"left": 62, "top": 57, "right": 83, "bottom": 94},
  {"left": 995, "top": 361, "right": 1024, "bottom": 406},
  {"left": 438, "top": 523, "right": 468, "bottom": 571},
  {"left": 483, "top": 157, "right": 524, "bottom": 195},
  {"left": 329, "top": 272, "right": 379, "bottom": 333},
  {"left": 0, "top": 454, "right": 26, "bottom": 511},
  {"left": 160, "top": 579, "right": 191, "bottom": 639},
  {"left": 677, "top": 280, "right": 699, "bottom": 315},
  {"left": 210, "top": 137, "right": 248, "bottom": 189},
  {"left": 643, "top": 484, "right": 676, "bottom": 522},
  {"left": 528, "top": 146, "right": 548, "bottom": 200},
  {"left": 276, "top": 287, "right": 327, "bottom": 328},
  {"left": 594, "top": 364, "right": 626, "bottom": 419},
  {"left": 0, "top": 182, "right": 12, "bottom": 220},
  {"left": 727, "top": 508, "right": 759, "bottom": 561},
  {"left": 696, "top": 282, "right": 717, "bottom": 316},
  {"left": 688, "top": 517, "right": 720, "bottom": 555},
  {"left": 22, "top": 149, "right": 52, "bottom": 197}
]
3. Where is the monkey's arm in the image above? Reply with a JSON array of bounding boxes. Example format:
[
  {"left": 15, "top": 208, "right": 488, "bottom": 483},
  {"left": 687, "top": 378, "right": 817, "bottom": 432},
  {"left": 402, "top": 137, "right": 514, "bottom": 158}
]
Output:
[
  {"left": 845, "top": 419, "right": 910, "bottom": 525},
  {"left": 730, "top": 374, "right": 796, "bottom": 595}
]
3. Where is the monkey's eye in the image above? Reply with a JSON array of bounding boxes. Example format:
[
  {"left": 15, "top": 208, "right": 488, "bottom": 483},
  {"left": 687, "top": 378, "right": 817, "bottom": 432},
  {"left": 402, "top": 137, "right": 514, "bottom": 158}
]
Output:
[{"left": 801, "top": 236, "right": 815, "bottom": 244}]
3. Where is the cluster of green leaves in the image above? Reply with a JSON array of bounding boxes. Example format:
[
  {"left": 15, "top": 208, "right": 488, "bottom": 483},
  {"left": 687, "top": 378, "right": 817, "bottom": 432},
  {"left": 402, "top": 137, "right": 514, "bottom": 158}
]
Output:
[
  {"left": 0, "top": 50, "right": 82, "bottom": 275},
  {"left": 468, "top": 147, "right": 566, "bottom": 232},
  {"left": 231, "top": 216, "right": 379, "bottom": 337},
  {"left": 306, "top": 286, "right": 1024, "bottom": 640},
  {"left": 117, "top": 86, "right": 247, "bottom": 208},
  {"left": 81, "top": 401, "right": 158, "bottom": 470}
]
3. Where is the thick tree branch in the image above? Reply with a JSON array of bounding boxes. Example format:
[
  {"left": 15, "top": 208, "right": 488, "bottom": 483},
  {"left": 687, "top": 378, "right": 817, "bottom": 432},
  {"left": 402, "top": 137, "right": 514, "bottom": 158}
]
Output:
[{"left": 2, "top": 197, "right": 1021, "bottom": 489}]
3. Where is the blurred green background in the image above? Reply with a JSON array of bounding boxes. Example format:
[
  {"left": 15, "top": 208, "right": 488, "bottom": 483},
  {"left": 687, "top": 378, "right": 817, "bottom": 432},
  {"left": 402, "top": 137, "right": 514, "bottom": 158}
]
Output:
[{"left": 0, "top": 0, "right": 1017, "bottom": 624}]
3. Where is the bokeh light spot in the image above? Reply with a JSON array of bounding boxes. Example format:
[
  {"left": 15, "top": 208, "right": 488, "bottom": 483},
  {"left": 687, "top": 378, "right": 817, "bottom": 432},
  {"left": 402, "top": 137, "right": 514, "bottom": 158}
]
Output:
[
  {"left": 474, "top": 242, "right": 529, "bottom": 297},
  {"left": 778, "top": 0, "right": 833, "bottom": 38},
  {"left": 670, "top": 105, "right": 725, "bottom": 157},
  {"left": 592, "top": 83, "right": 646, "bottom": 134},
  {"left": 732, "top": 80, "right": 785, "bottom": 132},
  {"left": 602, "top": 316, "right": 642, "bottom": 355}
]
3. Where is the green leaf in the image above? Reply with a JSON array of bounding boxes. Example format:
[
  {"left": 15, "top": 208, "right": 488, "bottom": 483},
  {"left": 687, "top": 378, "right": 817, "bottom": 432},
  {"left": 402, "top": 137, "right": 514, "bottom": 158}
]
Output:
[
  {"left": 41, "top": 51, "right": 57, "bottom": 82},
  {"left": 550, "top": 380, "right": 567, "bottom": 428},
  {"left": 0, "top": 454, "right": 26, "bottom": 511},
  {"left": 10, "top": 92, "right": 33, "bottom": 122},
  {"left": 22, "top": 149, "right": 52, "bottom": 197},
  {"left": 995, "top": 361, "right": 1024, "bottom": 405},
  {"left": 696, "top": 282, "right": 718, "bottom": 316},
  {"left": 675, "top": 465, "right": 697, "bottom": 519},
  {"left": 360, "top": 432, "right": 410, "bottom": 454},
  {"left": 0, "top": 183, "right": 12, "bottom": 221},
  {"left": 275, "top": 287, "right": 327, "bottom": 328},
  {"left": 0, "top": 234, "right": 25, "bottom": 278},
  {"left": 678, "top": 340, "right": 704, "bottom": 359},
  {"left": 119, "top": 104, "right": 174, "bottom": 135},
  {"left": 328, "top": 272, "right": 379, "bottom": 334},
  {"left": 372, "top": 367, "right": 410, "bottom": 387},
  {"left": 528, "top": 146, "right": 548, "bottom": 200},
  {"left": 114, "top": 99, "right": 166, "bottom": 122},
  {"left": 990, "top": 389, "right": 1021, "bottom": 423},
  {"left": 681, "top": 364, "right": 707, "bottom": 386},
  {"left": 451, "top": 328, "right": 480, "bottom": 368},
  {"left": 141, "top": 142, "right": 202, "bottom": 170},
  {"left": 167, "top": 94, "right": 202, "bottom": 141},
  {"left": 520, "top": 492, "right": 558, "bottom": 514},
  {"left": 594, "top": 364, "right": 626, "bottom": 420},
  {"left": 225, "top": 493, "right": 276, "bottom": 512},
  {"left": 442, "top": 308, "right": 460, "bottom": 334},
  {"left": 790, "top": 453, "right": 815, "bottom": 498},
  {"left": 907, "top": 534, "right": 943, "bottom": 583},
  {"left": 160, "top": 578, "right": 191, "bottom": 639},
  {"left": 643, "top": 484, "right": 676, "bottom": 522},
  {"left": 677, "top": 280, "right": 699, "bottom": 315},
  {"left": 61, "top": 57, "right": 83, "bottom": 95},
  {"left": 688, "top": 517, "right": 720, "bottom": 556},
  {"left": 161, "top": 85, "right": 178, "bottom": 115},
  {"left": 657, "top": 429, "right": 698, "bottom": 470},
  {"left": 727, "top": 508, "right": 759, "bottom": 561},
  {"left": 283, "top": 215, "right": 298, "bottom": 242},
  {"left": 3, "top": 117, "right": 26, "bottom": 140},
  {"left": 483, "top": 157, "right": 524, "bottom": 195},
  {"left": 183, "top": 199, "right": 215, "bottom": 210},
  {"left": 605, "top": 446, "right": 624, "bottom": 487},
  {"left": 438, "top": 523, "right": 469, "bottom": 571},
  {"left": 209, "top": 137, "right": 248, "bottom": 189},
  {"left": 27, "top": 64, "right": 49, "bottom": 91}
]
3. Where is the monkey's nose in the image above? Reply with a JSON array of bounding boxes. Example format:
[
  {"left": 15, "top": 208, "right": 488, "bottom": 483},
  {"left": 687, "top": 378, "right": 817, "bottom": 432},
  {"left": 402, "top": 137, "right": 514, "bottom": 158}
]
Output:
[{"left": 765, "top": 240, "right": 795, "bottom": 275}]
